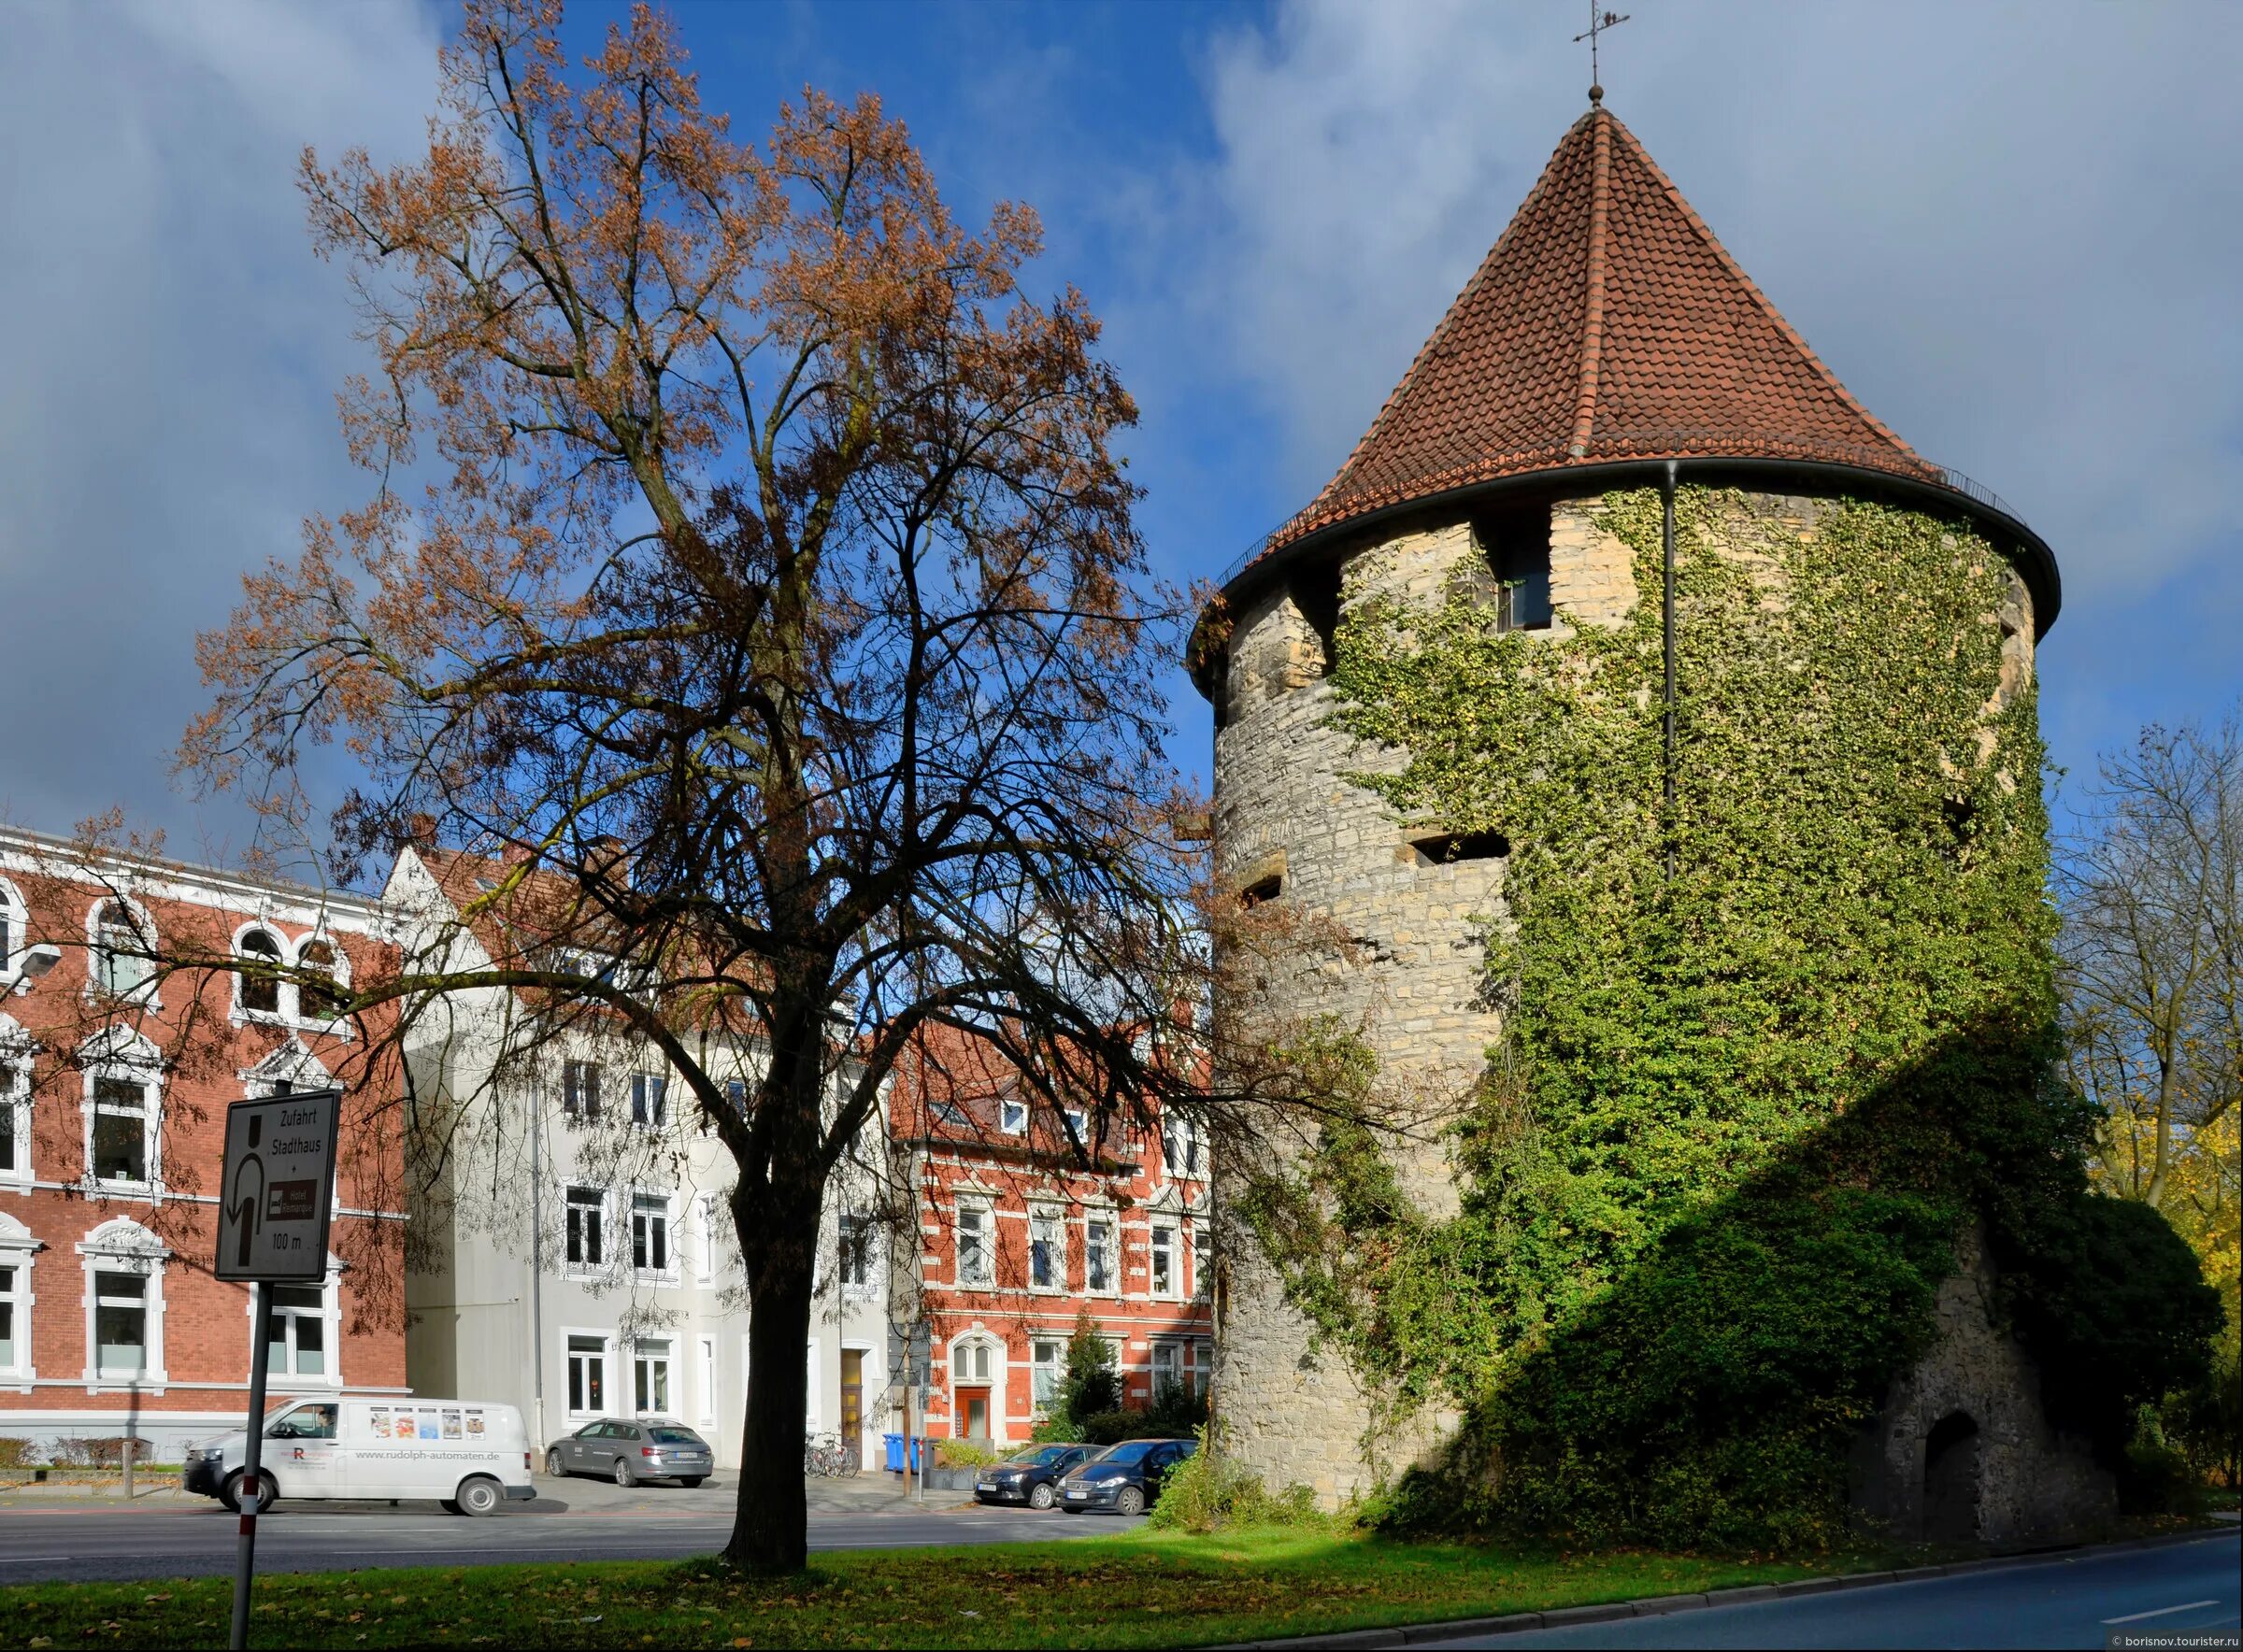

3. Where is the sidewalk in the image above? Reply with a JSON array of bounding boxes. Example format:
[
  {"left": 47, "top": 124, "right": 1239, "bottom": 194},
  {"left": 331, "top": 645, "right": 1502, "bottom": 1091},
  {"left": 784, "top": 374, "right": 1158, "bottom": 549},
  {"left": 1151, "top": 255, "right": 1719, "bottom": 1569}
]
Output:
[{"left": 0, "top": 1470, "right": 960, "bottom": 1516}]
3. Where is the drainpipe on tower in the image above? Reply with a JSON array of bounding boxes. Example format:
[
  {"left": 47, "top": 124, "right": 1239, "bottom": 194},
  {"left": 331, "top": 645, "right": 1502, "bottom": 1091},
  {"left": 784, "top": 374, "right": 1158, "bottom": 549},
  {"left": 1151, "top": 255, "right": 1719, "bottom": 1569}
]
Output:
[{"left": 1663, "top": 460, "right": 1679, "bottom": 878}]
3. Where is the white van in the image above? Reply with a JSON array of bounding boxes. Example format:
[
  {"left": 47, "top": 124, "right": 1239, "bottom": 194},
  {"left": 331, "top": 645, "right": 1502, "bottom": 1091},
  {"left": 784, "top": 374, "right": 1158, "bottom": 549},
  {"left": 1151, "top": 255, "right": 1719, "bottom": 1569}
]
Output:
[{"left": 183, "top": 1398, "right": 536, "bottom": 1516}]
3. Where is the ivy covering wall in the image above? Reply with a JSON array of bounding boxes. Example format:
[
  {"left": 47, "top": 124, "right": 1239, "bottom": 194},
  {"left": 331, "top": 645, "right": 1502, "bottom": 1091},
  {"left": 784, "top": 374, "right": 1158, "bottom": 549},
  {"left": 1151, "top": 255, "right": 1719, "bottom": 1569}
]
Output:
[{"left": 1238, "top": 487, "right": 2218, "bottom": 1548}]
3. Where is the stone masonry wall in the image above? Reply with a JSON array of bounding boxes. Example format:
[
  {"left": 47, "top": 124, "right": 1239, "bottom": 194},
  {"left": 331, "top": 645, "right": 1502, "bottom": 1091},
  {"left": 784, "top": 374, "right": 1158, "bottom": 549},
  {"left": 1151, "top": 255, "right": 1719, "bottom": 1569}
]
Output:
[
  {"left": 1211, "top": 489, "right": 2044, "bottom": 1508},
  {"left": 1849, "top": 1227, "right": 2115, "bottom": 1544}
]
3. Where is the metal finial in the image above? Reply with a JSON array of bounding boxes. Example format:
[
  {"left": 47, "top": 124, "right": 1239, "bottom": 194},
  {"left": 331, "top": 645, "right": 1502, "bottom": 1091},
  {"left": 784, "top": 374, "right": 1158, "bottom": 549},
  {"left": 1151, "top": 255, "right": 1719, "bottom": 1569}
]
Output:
[{"left": 1575, "top": 5, "right": 1632, "bottom": 104}]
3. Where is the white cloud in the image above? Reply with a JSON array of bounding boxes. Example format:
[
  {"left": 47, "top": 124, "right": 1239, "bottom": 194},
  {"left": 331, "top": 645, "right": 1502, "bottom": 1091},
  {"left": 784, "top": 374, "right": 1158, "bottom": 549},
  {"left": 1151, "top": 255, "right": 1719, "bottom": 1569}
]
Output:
[
  {"left": 0, "top": 0, "right": 441, "bottom": 853},
  {"left": 1166, "top": 0, "right": 2243, "bottom": 613}
]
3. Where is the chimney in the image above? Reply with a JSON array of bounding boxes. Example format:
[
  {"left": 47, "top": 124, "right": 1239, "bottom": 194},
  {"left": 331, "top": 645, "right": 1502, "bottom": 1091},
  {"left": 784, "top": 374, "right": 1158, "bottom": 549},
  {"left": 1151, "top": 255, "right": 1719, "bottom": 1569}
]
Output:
[
  {"left": 405, "top": 813, "right": 438, "bottom": 849},
  {"left": 581, "top": 835, "right": 631, "bottom": 890}
]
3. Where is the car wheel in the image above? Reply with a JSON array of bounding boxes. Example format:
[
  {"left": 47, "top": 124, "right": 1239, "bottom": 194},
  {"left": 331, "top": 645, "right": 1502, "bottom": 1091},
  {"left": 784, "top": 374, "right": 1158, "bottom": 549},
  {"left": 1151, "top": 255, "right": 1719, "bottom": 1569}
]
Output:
[
  {"left": 221, "top": 1471, "right": 278, "bottom": 1516},
  {"left": 1116, "top": 1485, "right": 1146, "bottom": 1517},
  {"left": 613, "top": 1456, "right": 636, "bottom": 1488},
  {"left": 1029, "top": 1482, "right": 1056, "bottom": 1511},
  {"left": 679, "top": 1476, "right": 706, "bottom": 1488},
  {"left": 545, "top": 1448, "right": 566, "bottom": 1477},
  {"left": 455, "top": 1476, "right": 504, "bottom": 1517}
]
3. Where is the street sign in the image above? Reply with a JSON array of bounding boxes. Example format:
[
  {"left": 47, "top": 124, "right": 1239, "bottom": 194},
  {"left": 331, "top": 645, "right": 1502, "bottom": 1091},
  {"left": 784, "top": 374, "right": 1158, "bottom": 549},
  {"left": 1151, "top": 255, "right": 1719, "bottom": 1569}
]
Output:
[
  {"left": 215, "top": 1089, "right": 342, "bottom": 1284},
  {"left": 218, "top": 1087, "right": 344, "bottom": 1650}
]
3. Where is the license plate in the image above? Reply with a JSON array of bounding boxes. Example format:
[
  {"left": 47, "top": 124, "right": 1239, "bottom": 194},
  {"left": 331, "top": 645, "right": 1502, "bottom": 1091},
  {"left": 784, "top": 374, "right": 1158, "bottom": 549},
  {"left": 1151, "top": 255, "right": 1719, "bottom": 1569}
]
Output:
[
  {"left": 977, "top": 1481, "right": 996, "bottom": 1492},
  {"left": 1066, "top": 1488, "right": 1087, "bottom": 1499}
]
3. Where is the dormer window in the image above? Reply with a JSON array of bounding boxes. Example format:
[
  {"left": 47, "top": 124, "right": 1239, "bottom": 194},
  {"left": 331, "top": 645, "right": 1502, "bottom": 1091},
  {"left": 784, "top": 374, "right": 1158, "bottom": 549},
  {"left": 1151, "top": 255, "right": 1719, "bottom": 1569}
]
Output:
[
  {"left": 237, "top": 929, "right": 284, "bottom": 1016},
  {"left": 1477, "top": 506, "right": 1552, "bottom": 633}
]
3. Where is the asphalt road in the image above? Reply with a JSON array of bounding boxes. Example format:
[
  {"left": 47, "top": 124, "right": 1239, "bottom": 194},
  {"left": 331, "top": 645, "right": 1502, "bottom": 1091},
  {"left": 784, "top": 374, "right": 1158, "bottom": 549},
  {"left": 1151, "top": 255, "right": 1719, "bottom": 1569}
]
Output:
[
  {"left": 1422, "top": 1531, "right": 2240, "bottom": 1650},
  {"left": 0, "top": 1491, "right": 1145, "bottom": 1585}
]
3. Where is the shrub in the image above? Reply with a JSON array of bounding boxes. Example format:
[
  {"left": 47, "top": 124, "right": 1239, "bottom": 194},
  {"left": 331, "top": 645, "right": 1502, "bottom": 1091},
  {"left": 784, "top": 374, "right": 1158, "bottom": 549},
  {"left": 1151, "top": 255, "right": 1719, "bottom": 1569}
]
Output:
[
  {"left": 0, "top": 1439, "right": 38, "bottom": 1471},
  {"left": 1147, "top": 1428, "right": 1324, "bottom": 1533},
  {"left": 49, "top": 1436, "right": 154, "bottom": 1470},
  {"left": 932, "top": 1437, "right": 1003, "bottom": 1469}
]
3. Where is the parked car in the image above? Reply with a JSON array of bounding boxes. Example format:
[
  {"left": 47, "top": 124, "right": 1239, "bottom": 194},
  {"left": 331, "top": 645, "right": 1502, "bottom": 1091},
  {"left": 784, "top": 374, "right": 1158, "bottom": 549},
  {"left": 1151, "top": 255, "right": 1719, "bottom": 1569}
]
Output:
[
  {"left": 545, "top": 1417, "right": 715, "bottom": 1487},
  {"left": 1057, "top": 1437, "right": 1196, "bottom": 1516},
  {"left": 973, "top": 1443, "right": 1094, "bottom": 1509},
  {"left": 183, "top": 1398, "right": 535, "bottom": 1517}
]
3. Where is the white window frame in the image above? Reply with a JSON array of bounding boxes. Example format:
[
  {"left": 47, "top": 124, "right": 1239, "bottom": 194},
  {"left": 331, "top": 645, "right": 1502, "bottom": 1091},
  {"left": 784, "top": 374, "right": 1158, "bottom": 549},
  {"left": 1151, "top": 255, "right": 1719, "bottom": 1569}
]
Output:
[
  {"left": 85, "top": 894, "right": 159, "bottom": 1007},
  {"left": 1028, "top": 1204, "right": 1065, "bottom": 1293},
  {"left": 562, "top": 1059, "right": 604, "bottom": 1123},
  {"left": 696, "top": 1333, "right": 719, "bottom": 1427},
  {"left": 805, "top": 1338, "right": 822, "bottom": 1435},
  {"left": 1150, "top": 1339, "right": 1182, "bottom": 1397},
  {"left": 632, "top": 1336, "right": 675, "bottom": 1416},
  {"left": 1030, "top": 1335, "right": 1064, "bottom": 1414},
  {"left": 1190, "top": 1338, "right": 1213, "bottom": 1400},
  {"left": 563, "top": 1328, "right": 612, "bottom": 1417},
  {"left": 629, "top": 1188, "right": 677, "bottom": 1282},
  {"left": 78, "top": 1218, "right": 166, "bottom": 1389},
  {"left": 953, "top": 1197, "right": 993, "bottom": 1289},
  {"left": 563, "top": 1185, "right": 609, "bottom": 1275},
  {"left": 231, "top": 921, "right": 290, "bottom": 1022},
  {"left": 0, "top": 877, "right": 26, "bottom": 988},
  {"left": 1082, "top": 1208, "right": 1120, "bottom": 1297},
  {"left": 80, "top": 1027, "right": 162, "bottom": 1194},
  {"left": 998, "top": 1097, "right": 1028, "bottom": 1135},
  {"left": 250, "top": 1262, "right": 343, "bottom": 1388},
  {"left": 1162, "top": 1113, "right": 1204, "bottom": 1178},
  {"left": 0, "top": 1213, "right": 39, "bottom": 1389},
  {"left": 1193, "top": 1220, "right": 1213, "bottom": 1302},
  {"left": 1149, "top": 1218, "right": 1179, "bottom": 1301},
  {"left": 290, "top": 930, "right": 350, "bottom": 1032},
  {"left": 629, "top": 1070, "right": 667, "bottom": 1131},
  {"left": 836, "top": 1210, "right": 877, "bottom": 1295},
  {"left": 0, "top": 1015, "right": 33, "bottom": 1189},
  {"left": 693, "top": 1193, "right": 718, "bottom": 1287}
]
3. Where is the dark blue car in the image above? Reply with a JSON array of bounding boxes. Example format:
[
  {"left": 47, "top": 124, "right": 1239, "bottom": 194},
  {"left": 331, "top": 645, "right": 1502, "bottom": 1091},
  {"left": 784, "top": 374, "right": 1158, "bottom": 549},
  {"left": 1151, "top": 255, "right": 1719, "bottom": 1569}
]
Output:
[
  {"left": 973, "top": 1442, "right": 1093, "bottom": 1509},
  {"left": 1057, "top": 1437, "right": 1196, "bottom": 1516}
]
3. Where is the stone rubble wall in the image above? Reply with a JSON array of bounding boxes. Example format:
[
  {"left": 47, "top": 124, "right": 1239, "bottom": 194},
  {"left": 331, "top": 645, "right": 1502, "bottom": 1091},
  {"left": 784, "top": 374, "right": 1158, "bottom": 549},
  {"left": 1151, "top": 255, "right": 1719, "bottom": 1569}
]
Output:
[{"left": 1210, "top": 488, "right": 2046, "bottom": 1510}]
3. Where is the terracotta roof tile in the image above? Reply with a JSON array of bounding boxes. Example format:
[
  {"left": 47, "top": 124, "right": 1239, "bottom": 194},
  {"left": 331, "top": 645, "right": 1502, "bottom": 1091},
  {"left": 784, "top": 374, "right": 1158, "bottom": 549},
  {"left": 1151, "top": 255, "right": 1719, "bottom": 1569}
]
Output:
[{"left": 1264, "top": 107, "right": 1938, "bottom": 558}]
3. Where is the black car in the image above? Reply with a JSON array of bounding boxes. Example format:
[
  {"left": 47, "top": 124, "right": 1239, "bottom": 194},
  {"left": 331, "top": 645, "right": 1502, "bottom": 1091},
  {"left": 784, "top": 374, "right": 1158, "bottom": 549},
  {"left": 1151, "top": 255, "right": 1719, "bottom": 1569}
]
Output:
[
  {"left": 1057, "top": 1437, "right": 1196, "bottom": 1516},
  {"left": 973, "top": 1443, "right": 1093, "bottom": 1509}
]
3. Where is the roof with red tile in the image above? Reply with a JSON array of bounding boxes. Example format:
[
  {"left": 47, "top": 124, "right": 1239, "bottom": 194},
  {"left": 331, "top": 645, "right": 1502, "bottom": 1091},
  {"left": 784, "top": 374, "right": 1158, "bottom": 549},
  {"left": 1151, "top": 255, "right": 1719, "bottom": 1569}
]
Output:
[{"left": 1220, "top": 104, "right": 2057, "bottom": 634}]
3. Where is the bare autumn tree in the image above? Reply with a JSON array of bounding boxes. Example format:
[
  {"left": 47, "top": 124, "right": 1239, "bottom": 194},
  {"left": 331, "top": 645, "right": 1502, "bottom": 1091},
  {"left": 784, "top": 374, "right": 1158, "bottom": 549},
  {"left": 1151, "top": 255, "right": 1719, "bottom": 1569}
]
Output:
[
  {"left": 179, "top": 0, "right": 1215, "bottom": 1573},
  {"left": 2057, "top": 705, "right": 2242, "bottom": 1238}
]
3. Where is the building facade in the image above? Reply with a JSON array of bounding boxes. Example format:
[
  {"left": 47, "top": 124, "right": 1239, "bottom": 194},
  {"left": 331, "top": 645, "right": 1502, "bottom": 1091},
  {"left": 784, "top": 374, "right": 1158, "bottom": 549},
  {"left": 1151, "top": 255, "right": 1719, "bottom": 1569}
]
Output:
[
  {"left": 386, "top": 844, "right": 891, "bottom": 1470},
  {"left": 891, "top": 1026, "right": 1213, "bottom": 1446},
  {"left": 0, "top": 827, "right": 406, "bottom": 1458}
]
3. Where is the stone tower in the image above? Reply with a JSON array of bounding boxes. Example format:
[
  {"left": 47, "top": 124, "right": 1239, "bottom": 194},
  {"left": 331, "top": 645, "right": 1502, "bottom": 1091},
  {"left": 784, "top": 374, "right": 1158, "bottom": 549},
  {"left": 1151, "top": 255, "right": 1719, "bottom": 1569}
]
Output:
[{"left": 1197, "top": 98, "right": 2089, "bottom": 1532}]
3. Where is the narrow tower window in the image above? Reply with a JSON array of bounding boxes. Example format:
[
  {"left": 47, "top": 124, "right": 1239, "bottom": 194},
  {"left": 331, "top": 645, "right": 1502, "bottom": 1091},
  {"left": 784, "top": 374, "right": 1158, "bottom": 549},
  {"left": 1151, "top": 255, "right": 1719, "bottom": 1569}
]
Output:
[
  {"left": 1477, "top": 506, "right": 1552, "bottom": 633},
  {"left": 1412, "top": 831, "right": 1509, "bottom": 867},
  {"left": 1291, "top": 563, "right": 1342, "bottom": 677}
]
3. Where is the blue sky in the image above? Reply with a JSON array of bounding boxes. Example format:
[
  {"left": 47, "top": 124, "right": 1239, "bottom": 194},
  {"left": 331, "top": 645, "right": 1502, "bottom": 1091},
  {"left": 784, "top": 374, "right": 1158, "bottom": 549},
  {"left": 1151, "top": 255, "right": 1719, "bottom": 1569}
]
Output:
[{"left": 3, "top": 0, "right": 2238, "bottom": 876}]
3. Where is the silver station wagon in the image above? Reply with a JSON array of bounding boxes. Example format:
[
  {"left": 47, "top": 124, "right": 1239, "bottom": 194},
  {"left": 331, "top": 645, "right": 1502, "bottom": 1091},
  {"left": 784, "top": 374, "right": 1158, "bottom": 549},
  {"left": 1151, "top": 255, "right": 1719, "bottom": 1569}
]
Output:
[{"left": 545, "top": 1417, "right": 715, "bottom": 1487}]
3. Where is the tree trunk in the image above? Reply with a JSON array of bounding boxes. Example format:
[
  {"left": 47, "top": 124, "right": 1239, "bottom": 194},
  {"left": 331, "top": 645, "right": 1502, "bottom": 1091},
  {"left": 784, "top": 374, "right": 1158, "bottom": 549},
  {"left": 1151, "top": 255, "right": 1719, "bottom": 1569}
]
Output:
[{"left": 725, "top": 1178, "right": 821, "bottom": 1573}]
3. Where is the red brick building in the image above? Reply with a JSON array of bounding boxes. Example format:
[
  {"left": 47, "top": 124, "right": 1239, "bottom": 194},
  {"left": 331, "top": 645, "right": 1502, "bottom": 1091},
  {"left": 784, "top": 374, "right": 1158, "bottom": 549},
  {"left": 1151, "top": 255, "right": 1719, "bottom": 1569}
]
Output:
[
  {"left": 890, "top": 1027, "right": 1212, "bottom": 1445},
  {"left": 0, "top": 828, "right": 406, "bottom": 1458}
]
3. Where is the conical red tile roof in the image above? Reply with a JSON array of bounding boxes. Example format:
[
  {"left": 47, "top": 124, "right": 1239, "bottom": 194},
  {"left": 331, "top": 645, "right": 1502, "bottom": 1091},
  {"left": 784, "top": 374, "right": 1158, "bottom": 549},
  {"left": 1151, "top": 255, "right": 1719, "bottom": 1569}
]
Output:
[{"left": 1264, "top": 105, "right": 1945, "bottom": 556}]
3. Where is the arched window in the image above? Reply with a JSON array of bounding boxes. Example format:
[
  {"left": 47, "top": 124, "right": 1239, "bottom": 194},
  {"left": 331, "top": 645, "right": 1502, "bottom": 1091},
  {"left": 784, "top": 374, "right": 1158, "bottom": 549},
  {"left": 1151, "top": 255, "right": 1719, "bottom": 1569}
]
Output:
[
  {"left": 0, "top": 878, "right": 27, "bottom": 981},
  {"left": 294, "top": 937, "right": 345, "bottom": 1025},
  {"left": 78, "top": 1217, "right": 168, "bottom": 1387},
  {"left": 236, "top": 927, "right": 284, "bottom": 1017},
  {"left": 88, "top": 898, "right": 157, "bottom": 1002}
]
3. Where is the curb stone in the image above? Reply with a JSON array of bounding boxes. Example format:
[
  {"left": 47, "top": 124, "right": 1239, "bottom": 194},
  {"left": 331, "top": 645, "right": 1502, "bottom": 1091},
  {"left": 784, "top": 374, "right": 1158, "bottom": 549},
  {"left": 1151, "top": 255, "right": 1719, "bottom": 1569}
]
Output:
[{"left": 1221, "top": 1525, "right": 2236, "bottom": 1649}]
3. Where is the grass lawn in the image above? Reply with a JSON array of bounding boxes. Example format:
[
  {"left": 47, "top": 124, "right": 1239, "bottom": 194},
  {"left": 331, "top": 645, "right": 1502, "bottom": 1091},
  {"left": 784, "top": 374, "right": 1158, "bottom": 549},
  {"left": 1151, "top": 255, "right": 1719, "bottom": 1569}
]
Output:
[{"left": 3, "top": 1526, "right": 1866, "bottom": 1649}]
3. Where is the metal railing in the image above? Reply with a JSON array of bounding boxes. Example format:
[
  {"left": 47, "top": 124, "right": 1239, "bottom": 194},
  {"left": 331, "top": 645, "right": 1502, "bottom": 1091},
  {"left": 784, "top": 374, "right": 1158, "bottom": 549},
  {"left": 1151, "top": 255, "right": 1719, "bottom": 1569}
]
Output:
[{"left": 1208, "top": 439, "right": 2016, "bottom": 591}]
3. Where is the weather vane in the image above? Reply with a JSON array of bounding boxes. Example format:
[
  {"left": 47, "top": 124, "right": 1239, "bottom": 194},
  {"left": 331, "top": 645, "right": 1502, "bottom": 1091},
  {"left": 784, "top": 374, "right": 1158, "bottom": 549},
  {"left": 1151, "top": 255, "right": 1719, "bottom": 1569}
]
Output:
[{"left": 1575, "top": 4, "right": 1631, "bottom": 105}]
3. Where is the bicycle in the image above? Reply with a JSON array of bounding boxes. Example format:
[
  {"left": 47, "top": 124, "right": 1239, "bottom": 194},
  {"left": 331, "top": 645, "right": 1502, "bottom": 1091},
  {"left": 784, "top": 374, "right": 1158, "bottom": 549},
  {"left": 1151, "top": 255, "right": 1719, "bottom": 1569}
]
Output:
[{"left": 803, "top": 1432, "right": 861, "bottom": 1477}]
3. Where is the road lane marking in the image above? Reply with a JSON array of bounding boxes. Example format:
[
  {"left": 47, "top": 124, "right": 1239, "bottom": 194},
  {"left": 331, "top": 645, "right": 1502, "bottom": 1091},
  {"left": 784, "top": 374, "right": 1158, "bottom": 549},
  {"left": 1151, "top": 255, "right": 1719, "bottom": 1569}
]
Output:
[{"left": 2104, "top": 1601, "right": 2220, "bottom": 1624}]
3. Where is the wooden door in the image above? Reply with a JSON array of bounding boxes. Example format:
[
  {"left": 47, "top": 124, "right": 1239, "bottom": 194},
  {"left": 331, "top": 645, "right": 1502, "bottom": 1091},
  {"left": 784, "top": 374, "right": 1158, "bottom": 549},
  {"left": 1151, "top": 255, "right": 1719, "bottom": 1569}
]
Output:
[{"left": 840, "top": 1349, "right": 864, "bottom": 1465}]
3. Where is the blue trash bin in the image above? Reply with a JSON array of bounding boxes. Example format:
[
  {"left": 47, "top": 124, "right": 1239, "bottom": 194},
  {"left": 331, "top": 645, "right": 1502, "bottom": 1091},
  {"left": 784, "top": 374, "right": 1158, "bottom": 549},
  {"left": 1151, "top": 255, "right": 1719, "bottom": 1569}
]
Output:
[{"left": 882, "top": 1432, "right": 904, "bottom": 1473}]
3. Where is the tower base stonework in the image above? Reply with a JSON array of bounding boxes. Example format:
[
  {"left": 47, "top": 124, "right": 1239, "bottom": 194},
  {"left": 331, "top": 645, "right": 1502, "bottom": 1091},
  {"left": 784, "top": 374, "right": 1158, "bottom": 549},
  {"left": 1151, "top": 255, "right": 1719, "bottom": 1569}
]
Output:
[{"left": 1850, "top": 1229, "right": 2117, "bottom": 1545}]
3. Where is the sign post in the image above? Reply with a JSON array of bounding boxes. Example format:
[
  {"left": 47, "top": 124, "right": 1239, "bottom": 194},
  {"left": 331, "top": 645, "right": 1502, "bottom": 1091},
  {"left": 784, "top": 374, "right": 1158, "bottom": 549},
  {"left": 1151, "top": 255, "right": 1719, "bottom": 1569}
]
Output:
[{"left": 215, "top": 1089, "right": 342, "bottom": 1652}]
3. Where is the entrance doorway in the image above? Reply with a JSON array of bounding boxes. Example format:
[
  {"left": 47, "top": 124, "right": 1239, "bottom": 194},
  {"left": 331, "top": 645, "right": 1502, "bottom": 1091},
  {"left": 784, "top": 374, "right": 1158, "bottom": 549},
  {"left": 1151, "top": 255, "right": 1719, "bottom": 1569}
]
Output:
[
  {"left": 1922, "top": 1411, "right": 1981, "bottom": 1544},
  {"left": 840, "top": 1349, "right": 864, "bottom": 1466},
  {"left": 957, "top": 1389, "right": 991, "bottom": 1438}
]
